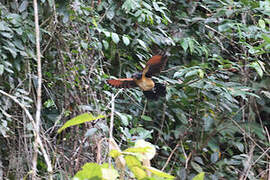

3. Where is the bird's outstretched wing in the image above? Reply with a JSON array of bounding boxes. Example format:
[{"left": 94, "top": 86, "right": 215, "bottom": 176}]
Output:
[
  {"left": 107, "top": 78, "right": 138, "bottom": 88},
  {"left": 143, "top": 55, "right": 168, "bottom": 77}
]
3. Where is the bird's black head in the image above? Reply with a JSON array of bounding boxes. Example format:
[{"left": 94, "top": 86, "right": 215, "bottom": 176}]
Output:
[{"left": 132, "top": 72, "right": 142, "bottom": 80}]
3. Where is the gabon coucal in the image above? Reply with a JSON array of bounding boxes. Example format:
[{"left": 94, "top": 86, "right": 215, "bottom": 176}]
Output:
[{"left": 107, "top": 53, "right": 168, "bottom": 100}]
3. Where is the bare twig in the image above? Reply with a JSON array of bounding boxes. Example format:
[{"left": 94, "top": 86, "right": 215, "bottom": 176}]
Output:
[
  {"left": 109, "top": 92, "right": 115, "bottom": 167},
  {"left": 230, "top": 119, "right": 270, "bottom": 159},
  {"left": 0, "top": 90, "right": 53, "bottom": 179},
  {"left": 242, "top": 144, "right": 255, "bottom": 180},
  {"left": 33, "top": 0, "right": 53, "bottom": 179},
  {"left": 161, "top": 140, "right": 180, "bottom": 171}
]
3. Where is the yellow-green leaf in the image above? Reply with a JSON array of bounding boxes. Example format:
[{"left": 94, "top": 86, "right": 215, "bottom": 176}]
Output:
[
  {"left": 143, "top": 166, "right": 175, "bottom": 179},
  {"left": 125, "top": 155, "right": 147, "bottom": 180},
  {"left": 192, "top": 172, "right": 205, "bottom": 180},
  {"left": 125, "top": 155, "right": 141, "bottom": 167},
  {"left": 58, "top": 113, "right": 105, "bottom": 133},
  {"left": 134, "top": 139, "right": 156, "bottom": 160},
  {"left": 110, "top": 149, "right": 122, "bottom": 158},
  {"left": 101, "top": 168, "right": 119, "bottom": 180},
  {"left": 73, "top": 163, "right": 103, "bottom": 180}
]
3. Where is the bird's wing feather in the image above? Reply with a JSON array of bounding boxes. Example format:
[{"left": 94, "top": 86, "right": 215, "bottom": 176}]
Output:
[
  {"left": 107, "top": 78, "right": 137, "bottom": 88},
  {"left": 143, "top": 55, "right": 168, "bottom": 77}
]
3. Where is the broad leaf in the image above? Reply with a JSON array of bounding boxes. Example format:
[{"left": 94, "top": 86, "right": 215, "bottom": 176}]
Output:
[
  {"left": 111, "top": 32, "right": 120, "bottom": 44},
  {"left": 192, "top": 172, "right": 205, "bottom": 180},
  {"left": 57, "top": 113, "right": 105, "bottom": 133}
]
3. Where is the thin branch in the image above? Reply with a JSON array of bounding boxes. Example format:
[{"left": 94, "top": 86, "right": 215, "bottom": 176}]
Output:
[
  {"left": 161, "top": 140, "right": 180, "bottom": 171},
  {"left": 109, "top": 92, "right": 115, "bottom": 167},
  {"left": 230, "top": 118, "right": 270, "bottom": 159},
  {"left": 33, "top": 0, "right": 53, "bottom": 179},
  {"left": 0, "top": 90, "right": 53, "bottom": 179}
]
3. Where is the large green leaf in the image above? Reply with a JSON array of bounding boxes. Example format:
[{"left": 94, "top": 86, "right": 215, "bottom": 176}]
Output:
[
  {"left": 192, "top": 172, "right": 205, "bottom": 180},
  {"left": 73, "top": 163, "right": 111, "bottom": 180},
  {"left": 57, "top": 113, "right": 105, "bottom": 133},
  {"left": 143, "top": 166, "right": 175, "bottom": 179}
]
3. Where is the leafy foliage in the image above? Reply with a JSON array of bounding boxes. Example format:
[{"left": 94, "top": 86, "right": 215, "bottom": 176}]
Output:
[
  {"left": 74, "top": 139, "right": 174, "bottom": 180},
  {"left": 57, "top": 113, "right": 105, "bottom": 133},
  {"left": 0, "top": 0, "right": 270, "bottom": 179}
]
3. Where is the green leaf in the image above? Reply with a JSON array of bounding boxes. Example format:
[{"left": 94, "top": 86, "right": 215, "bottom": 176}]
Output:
[
  {"left": 191, "top": 162, "right": 203, "bottom": 173},
  {"left": 122, "top": 35, "right": 130, "bottom": 46},
  {"left": 115, "top": 112, "right": 129, "bottom": 126},
  {"left": 92, "top": 18, "right": 98, "bottom": 27},
  {"left": 262, "top": 34, "right": 270, "bottom": 43},
  {"left": 153, "top": 2, "right": 160, "bottom": 11},
  {"left": 111, "top": 32, "right": 120, "bottom": 44},
  {"left": 258, "top": 19, "right": 265, "bottom": 29},
  {"left": 202, "top": 114, "right": 213, "bottom": 131},
  {"left": 103, "top": 31, "right": 110, "bottom": 37},
  {"left": 101, "top": 168, "right": 119, "bottom": 180},
  {"left": 73, "top": 163, "right": 109, "bottom": 180},
  {"left": 18, "top": 0, "right": 29, "bottom": 12},
  {"left": 192, "top": 172, "right": 205, "bottom": 180},
  {"left": 233, "top": 142, "right": 244, "bottom": 152},
  {"left": 125, "top": 155, "right": 147, "bottom": 180},
  {"left": 198, "top": 69, "right": 204, "bottom": 78},
  {"left": 181, "top": 38, "right": 189, "bottom": 52},
  {"left": 137, "top": 39, "right": 148, "bottom": 49},
  {"left": 106, "top": 8, "right": 115, "bottom": 20},
  {"left": 248, "top": 61, "right": 263, "bottom": 78},
  {"left": 57, "top": 113, "right": 105, "bottom": 133},
  {"left": 188, "top": 38, "right": 194, "bottom": 53},
  {"left": 141, "top": 115, "right": 152, "bottom": 121},
  {"left": 3, "top": 46, "right": 17, "bottom": 58},
  {"left": 0, "top": 65, "right": 4, "bottom": 75},
  {"left": 1, "top": 32, "right": 13, "bottom": 38},
  {"left": 80, "top": 41, "right": 88, "bottom": 49},
  {"left": 143, "top": 166, "right": 175, "bottom": 179},
  {"left": 0, "top": 21, "right": 12, "bottom": 32},
  {"left": 102, "top": 40, "right": 109, "bottom": 50},
  {"left": 185, "top": 69, "right": 199, "bottom": 78}
]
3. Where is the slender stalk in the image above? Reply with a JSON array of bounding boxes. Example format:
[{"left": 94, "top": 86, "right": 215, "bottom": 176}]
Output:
[
  {"left": 108, "top": 92, "right": 115, "bottom": 167},
  {"left": 32, "top": 0, "right": 53, "bottom": 179}
]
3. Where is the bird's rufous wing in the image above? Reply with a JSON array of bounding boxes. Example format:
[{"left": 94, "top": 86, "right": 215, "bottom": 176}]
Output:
[
  {"left": 143, "top": 55, "right": 168, "bottom": 77},
  {"left": 107, "top": 78, "right": 137, "bottom": 88}
]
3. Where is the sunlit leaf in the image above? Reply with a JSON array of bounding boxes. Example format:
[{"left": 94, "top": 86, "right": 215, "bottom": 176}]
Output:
[
  {"left": 258, "top": 19, "right": 265, "bottom": 29},
  {"left": 143, "top": 166, "right": 175, "bottom": 179},
  {"left": 102, "top": 40, "right": 109, "bottom": 50},
  {"left": 18, "top": 0, "right": 29, "bottom": 12},
  {"left": 111, "top": 32, "right": 120, "bottom": 44},
  {"left": 73, "top": 163, "right": 103, "bottom": 180},
  {"left": 137, "top": 39, "right": 148, "bottom": 49},
  {"left": 248, "top": 61, "right": 263, "bottom": 78},
  {"left": 0, "top": 65, "right": 4, "bottom": 75},
  {"left": 125, "top": 155, "right": 147, "bottom": 179},
  {"left": 191, "top": 162, "right": 203, "bottom": 173},
  {"left": 192, "top": 172, "right": 205, "bottom": 180},
  {"left": 101, "top": 168, "right": 119, "bottom": 180},
  {"left": 122, "top": 35, "right": 130, "bottom": 46},
  {"left": 57, "top": 113, "right": 105, "bottom": 133},
  {"left": 181, "top": 38, "right": 189, "bottom": 52},
  {"left": 134, "top": 139, "right": 156, "bottom": 160},
  {"left": 141, "top": 115, "right": 152, "bottom": 121}
]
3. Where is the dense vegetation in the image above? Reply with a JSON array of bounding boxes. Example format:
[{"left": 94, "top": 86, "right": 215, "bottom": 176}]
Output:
[{"left": 0, "top": 0, "right": 270, "bottom": 179}]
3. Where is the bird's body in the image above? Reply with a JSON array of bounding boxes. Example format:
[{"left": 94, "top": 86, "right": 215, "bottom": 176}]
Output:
[
  {"left": 107, "top": 54, "right": 168, "bottom": 100},
  {"left": 134, "top": 76, "right": 155, "bottom": 91}
]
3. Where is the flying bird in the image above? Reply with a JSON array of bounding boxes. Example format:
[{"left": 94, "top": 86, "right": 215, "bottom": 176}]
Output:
[{"left": 107, "top": 54, "right": 168, "bottom": 100}]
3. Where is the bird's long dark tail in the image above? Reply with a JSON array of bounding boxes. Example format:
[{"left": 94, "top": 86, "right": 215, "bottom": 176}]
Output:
[{"left": 143, "top": 83, "right": 166, "bottom": 100}]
